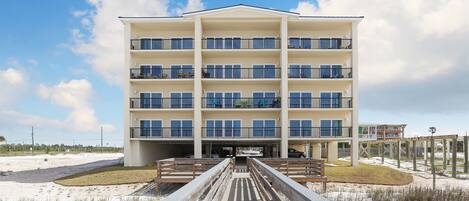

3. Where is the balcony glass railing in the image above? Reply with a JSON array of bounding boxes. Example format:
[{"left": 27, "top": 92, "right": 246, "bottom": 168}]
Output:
[
  {"left": 288, "top": 97, "right": 352, "bottom": 108},
  {"left": 130, "top": 38, "right": 194, "bottom": 50},
  {"left": 130, "top": 98, "right": 193, "bottom": 109},
  {"left": 202, "top": 67, "right": 281, "bottom": 79},
  {"left": 288, "top": 68, "right": 352, "bottom": 79},
  {"left": 202, "top": 38, "right": 280, "bottom": 49},
  {"left": 202, "top": 127, "right": 281, "bottom": 138},
  {"left": 130, "top": 68, "right": 194, "bottom": 79},
  {"left": 288, "top": 38, "right": 352, "bottom": 49},
  {"left": 130, "top": 127, "right": 193, "bottom": 138},
  {"left": 289, "top": 127, "right": 352, "bottom": 138},
  {"left": 202, "top": 97, "right": 281, "bottom": 109}
]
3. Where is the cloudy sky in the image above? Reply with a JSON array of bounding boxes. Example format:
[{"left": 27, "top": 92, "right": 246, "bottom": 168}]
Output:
[{"left": 0, "top": 0, "right": 468, "bottom": 146}]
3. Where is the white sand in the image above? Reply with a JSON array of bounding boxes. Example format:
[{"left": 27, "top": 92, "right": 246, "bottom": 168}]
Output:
[
  {"left": 0, "top": 153, "right": 151, "bottom": 201},
  {"left": 311, "top": 157, "right": 469, "bottom": 200},
  {"left": 0, "top": 153, "right": 123, "bottom": 172}
]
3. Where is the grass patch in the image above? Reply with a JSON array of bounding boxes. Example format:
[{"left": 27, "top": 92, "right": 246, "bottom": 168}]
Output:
[
  {"left": 325, "top": 160, "right": 413, "bottom": 185},
  {"left": 54, "top": 165, "right": 155, "bottom": 186}
]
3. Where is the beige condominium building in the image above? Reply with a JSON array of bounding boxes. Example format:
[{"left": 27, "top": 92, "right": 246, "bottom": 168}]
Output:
[{"left": 121, "top": 5, "right": 362, "bottom": 166}]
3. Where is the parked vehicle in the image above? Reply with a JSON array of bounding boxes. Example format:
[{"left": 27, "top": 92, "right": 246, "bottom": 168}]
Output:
[{"left": 288, "top": 148, "right": 305, "bottom": 158}]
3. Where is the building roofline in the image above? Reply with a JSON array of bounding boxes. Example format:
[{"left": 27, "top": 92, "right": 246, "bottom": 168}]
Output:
[
  {"left": 118, "top": 4, "right": 364, "bottom": 22},
  {"left": 182, "top": 4, "right": 299, "bottom": 16}
]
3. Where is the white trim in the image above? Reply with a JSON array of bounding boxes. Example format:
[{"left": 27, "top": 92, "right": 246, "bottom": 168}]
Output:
[{"left": 182, "top": 5, "right": 299, "bottom": 17}]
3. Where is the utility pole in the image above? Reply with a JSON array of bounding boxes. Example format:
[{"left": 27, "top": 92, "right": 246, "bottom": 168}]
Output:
[
  {"left": 31, "top": 126, "right": 34, "bottom": 155},
  {"left": 100, "top": 126, "right": 103, "bottom": 152}
]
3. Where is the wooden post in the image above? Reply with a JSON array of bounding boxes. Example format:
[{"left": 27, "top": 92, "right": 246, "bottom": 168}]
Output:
[
  {"left": 367, "top": 142, "right": 371, "bottom": 159},
  {"left": 431, "top": 138, "right": 435, "bottom": 189},
  {"left": 443, "top": 139, "right": 447, "bottom": 170},
  {"left": 424, "top": 140, "right": 428, "bottom": 166},
  {"left": 397, "top": 140, "right": 401, "bottom": 168},
  {"left": 405, "top": 141, "right": 410, "bottom": 161},
  {"left": 413, "top": 140, "right": 417, "bottom": 171},
  {"left": 452, "top": 137, "right": 457, "bottom": 178},
  {"left": 464, "top": 136, "right": 468, "bottom": 173},
  {"left": 381, "top": 142, "right": 385, "bottom": 164}
]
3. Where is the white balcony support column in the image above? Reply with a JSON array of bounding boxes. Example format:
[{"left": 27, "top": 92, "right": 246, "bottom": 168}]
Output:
[
  {"left": 312, "top": 143, "right": 321, "bottom": 160},
  {"left": 123, "top": 22, "right": 132, "bottom": 166},
  {"left": 351, "top": 21, "right": 360, "bottom": 167},
  {"left": 193, "top": 16, "right": 203, "bottom": 158},
  {"left": 328, "top": 141, "right": 338, "bottom": 163},
  {"left": 280, "top": 16, "right": 289, "bottom": 158}
]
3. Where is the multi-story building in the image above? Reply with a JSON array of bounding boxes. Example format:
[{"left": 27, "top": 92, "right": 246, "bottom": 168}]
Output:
[
  {"left": 121, "top": 5, "right": 362, "bottom": 166},
  {"left": 359, "top": 124, "right": 407, "bottom": 140}
]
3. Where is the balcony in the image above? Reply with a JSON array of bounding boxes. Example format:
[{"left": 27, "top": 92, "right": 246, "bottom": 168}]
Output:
[
  {"left": 130, "top": 68, "right": 194, "bottom": 80},
  {"left": 288, "top": 97, "right": 352, "bottom": 109},
  {"left": 289, "top": 127, "right": 352, "bottom": 138},
  {"left": 202, "top": 66, "right": 281, "bottom": 79},
  {"left": 288, "top": 38, "right": 352, "bottom": 49},
  {"left": 130, "top": 38, "right": 194, "bottom": 50},
  {"left": 202, "top": 127, "right": 281, "bottom": 139},
  {"left": 202, "top": 97, "right": 281, "bottom": 109},
  {"left": 130, "top": 127, "right": 193, "bottom": 139},
  {"left": 130, "top": 98, "right": 193, "bottom": 109},
  {"left": 202, "top": 38, "right": 280, "bottom": 49},
  {"left": 288, "top": 67, "right": 352, "bottom": 79}
]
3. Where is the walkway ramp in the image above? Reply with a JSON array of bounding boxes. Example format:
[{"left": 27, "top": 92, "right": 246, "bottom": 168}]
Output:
[{"left": 161, "top": 158, "right": 327, "bottom": 201}]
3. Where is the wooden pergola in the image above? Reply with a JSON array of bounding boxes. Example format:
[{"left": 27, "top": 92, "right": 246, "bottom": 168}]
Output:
[{"left": 359, "top": 134, "right": 469, "bottom": 178}]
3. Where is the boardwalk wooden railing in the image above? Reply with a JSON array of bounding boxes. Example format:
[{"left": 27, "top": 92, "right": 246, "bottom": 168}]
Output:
[
  {"left": 247, "top": 158, "right": 328, "bottom": 201},
  {"left": 162, "top": 158, "right": 234, "bottom": 201},
  {"left": 155, "top": 158, "right": 226, "bottom": 192},
  {"left": 257, "top": 158, "right": 327, "bottom": 191}
]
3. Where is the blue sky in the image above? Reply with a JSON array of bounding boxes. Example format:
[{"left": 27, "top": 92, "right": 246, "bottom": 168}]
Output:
[{"left": 1, "top": 0, "right": 468, "bottom": 146}]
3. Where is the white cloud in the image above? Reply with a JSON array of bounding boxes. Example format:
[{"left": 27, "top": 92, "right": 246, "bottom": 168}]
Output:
[
  {"left": 291, "top": 0, "right": 469, "bottom": 114},
  {"left": 0, "top": 68, "right": 27, "bottom": 106},
  {"left": 70, "top": 0, "right": 204, "bottom": 85},
  {"left": 174, "top": 0, "right": 205, "bottom": 15},
  {"left": 37, "top": 79, "right": 115, "bottom": 133},
  {"left": 290, "top": 1, "right": 318, "bottom": 15}
]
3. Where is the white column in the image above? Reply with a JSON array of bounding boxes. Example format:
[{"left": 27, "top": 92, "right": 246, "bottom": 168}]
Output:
[
  {"left": 280, "top": 16, "right": 289, "bottom": 158},
  {"left": 193, "top": 16, "right": 202, "bottom": 158},
  {"left": 312, "top": 143, "right": 321, "bottom": 160},
  {"left": 328, "top": 141, "right": 338, "bottom": 163},
  {"left": 351, "top": 21, "right": 359, "bottom": 167},
  {"left": 123, "top": 22, "right": 132, "bottom": 166}
]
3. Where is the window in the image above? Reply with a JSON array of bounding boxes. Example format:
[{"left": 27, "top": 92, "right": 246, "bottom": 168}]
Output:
[
  {"left": 140, "top": 120, "right": 162, "bottom": 137},
  {"left": 171, "top": 120, "right": 193, "bottom": 137},
  {"left": 171, "top": 65, "right": 193, "bottom": 79},
  {"left": 253, "top": 120, "right": 276, "bottom": 137},
  {"left": 140, "top": 38, "right": 162, "bottom": 50},
  {"left": 206, "top": 37, "right": 242, "bottom": 49},
  {"left": 321, "top": 120, "right": 342, "bottom": 137},
  {"left": 224, "top": 65, "right": 241, "bottom": 78},
  {"left": 206, "top": 120, "right": 241, "bottom": 137},
  {"left": 320, "top": 38, "right": 331, "bottom": 49},
  {"left": 253, "top": 64, "right": 276, "bottom": 78},
  {"left": 253, "top": 92, "right": 277, "bottom": 108},
  {"left": 289, "top": 65, "right": 311, "bottom": 78},
  {"left": 171, "top": 38, "right": 193, "bottom": 49},
  {"left": 140, "top": 65, "right": 162, "bottom": 78},
  {"left": 171, "top": 92, "right": 192, "bottom": 108},
  {"left": 205, "top": 64, "right": 241, "bottom": 79},
  {"left": 319, "top": 38, "right": 342, "bottom": 49},
  {"left": 301, "top": 38, "right": 312, "bottom": 49},
  {"left": 206, "top": 92, "right": 241, "bottom": 108},
  {"left": 140, "top": 92, "right": 162, "bottom": 108},
  {"left": 289, "top": 120, "right": 312, "bottom": 137},
  {"left": 289, "top": 92, "right": 312, "bottom": 108},
  {"left": 289, "top": 38, "right": 300, "bottom": 48},
  {"left": 253, "top": 37, "right": 277, "bottom": 49},
  {"left": 320, "top": 92, "right": 342, "bottom": 108},
  {"left": 320, "top": 64, "right": 343, "bottom": 78}
]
